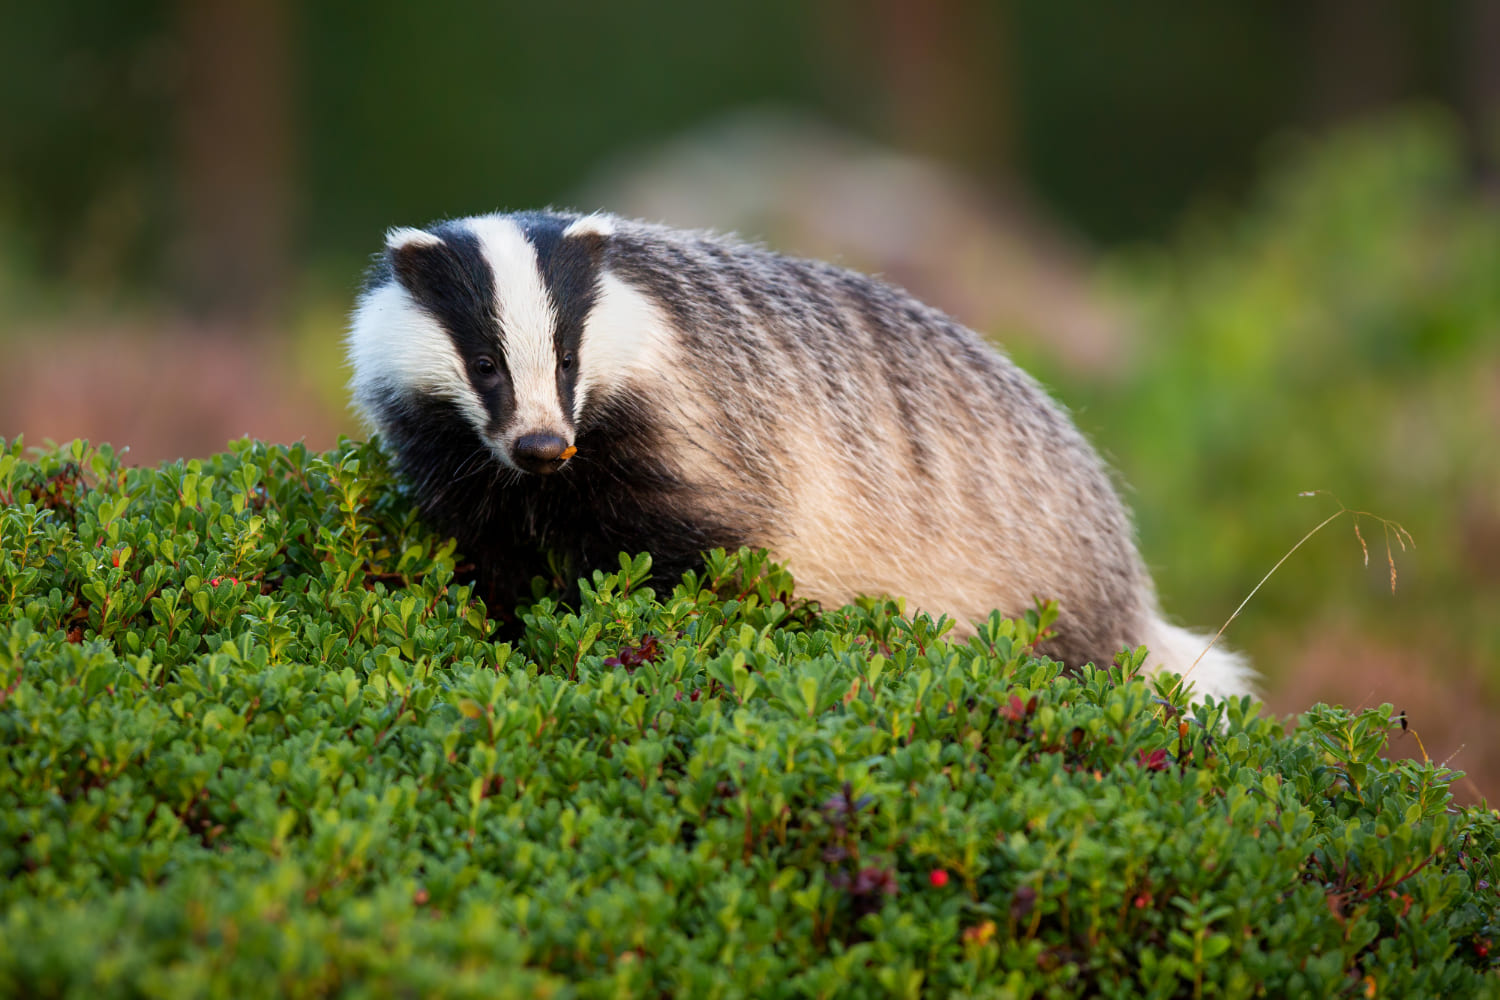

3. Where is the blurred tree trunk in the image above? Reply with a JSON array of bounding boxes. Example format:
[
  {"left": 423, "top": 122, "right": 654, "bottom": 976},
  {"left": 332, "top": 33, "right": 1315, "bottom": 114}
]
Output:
[
  {"left": 1303, "top": 0, "right": 1405, "bottom": 124},
  {"left": 824, "top": 0, "right": 1013, "bottom": 174},
  {"left": 1464, "top": 0, "right": 1500, "bottom": 191},
  {"left": 171, "top": 0, "right": 293, "bottom": 330}
]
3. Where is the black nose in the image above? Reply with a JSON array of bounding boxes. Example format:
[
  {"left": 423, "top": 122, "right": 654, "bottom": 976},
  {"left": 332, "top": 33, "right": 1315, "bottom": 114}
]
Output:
[{"left": 511, "top": 432, "right": 571, "bottom": 474}]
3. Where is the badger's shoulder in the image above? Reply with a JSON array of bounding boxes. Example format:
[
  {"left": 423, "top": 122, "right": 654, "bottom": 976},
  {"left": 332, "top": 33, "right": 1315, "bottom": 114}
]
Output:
[{"left": 598, "top": 216, "right": 990, "bottom": 353}]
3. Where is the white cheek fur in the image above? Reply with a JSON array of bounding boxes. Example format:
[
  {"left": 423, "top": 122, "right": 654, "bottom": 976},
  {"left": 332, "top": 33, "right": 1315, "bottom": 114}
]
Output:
[
  {"left": 346, "top": 282, "right": 490, "bottom": 434},
  {"left": 572, "top": 271, "right": 672, "bottom": 419}
]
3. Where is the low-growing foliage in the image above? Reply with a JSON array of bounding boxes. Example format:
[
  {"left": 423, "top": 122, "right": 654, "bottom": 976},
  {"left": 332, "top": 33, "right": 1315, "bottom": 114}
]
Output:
[{"left": 0, "top": 437, "right": 1496, "bottom": 998}]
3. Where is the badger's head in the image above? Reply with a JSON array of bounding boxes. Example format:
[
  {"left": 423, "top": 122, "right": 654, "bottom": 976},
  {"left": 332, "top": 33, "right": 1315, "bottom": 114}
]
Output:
[{"left": 347, "top": 211, "right": 654, "bottom": 476}]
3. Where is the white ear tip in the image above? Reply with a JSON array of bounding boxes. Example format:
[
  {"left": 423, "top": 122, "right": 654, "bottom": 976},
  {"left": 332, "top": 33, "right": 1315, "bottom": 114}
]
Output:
[
  {"left": 564, "top": 213, "right": 615, "bottom": 238},
  {"left": 385, "top": 226, "right": 443, "bottom": 251}
]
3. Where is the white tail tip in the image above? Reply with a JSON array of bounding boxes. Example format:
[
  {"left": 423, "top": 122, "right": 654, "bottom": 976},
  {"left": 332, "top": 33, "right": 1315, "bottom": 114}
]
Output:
[{"left": 1140, "top": 617, "right": 1257, "bottom": 705}]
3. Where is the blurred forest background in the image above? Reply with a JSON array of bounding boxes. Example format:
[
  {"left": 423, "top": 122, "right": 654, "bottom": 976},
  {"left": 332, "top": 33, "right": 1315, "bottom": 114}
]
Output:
[{"left": 2, "top": 2, "right": 1498, "bottom": 798}]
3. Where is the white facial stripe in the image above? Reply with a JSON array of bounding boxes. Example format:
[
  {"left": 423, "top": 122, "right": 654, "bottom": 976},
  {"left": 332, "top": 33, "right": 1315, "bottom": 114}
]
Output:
[
  {"left": 466, "top": 215, "right": 567, "bottom": 433},
  {"left": 346, "top": 281, "right": 488, "bottom": 431},
  {"left": 573, "top": 272, "right": 670, "bottom": 418}
]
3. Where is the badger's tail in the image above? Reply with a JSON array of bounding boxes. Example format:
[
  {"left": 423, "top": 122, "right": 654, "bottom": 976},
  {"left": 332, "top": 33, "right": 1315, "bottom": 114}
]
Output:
[{"left": 1139, "top": 615, "right": 1257, "bottom": 705}]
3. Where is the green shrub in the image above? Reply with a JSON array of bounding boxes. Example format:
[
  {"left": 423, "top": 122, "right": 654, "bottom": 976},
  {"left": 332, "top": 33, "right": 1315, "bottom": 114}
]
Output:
[{"left": 1, "top": 436, "right": 1496, "bottom": 998}]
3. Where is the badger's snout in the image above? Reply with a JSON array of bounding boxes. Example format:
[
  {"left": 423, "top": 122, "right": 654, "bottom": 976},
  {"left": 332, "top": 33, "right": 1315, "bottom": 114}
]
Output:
[{"left": 511, "top": 431, "right": 573, "bottom": 474}]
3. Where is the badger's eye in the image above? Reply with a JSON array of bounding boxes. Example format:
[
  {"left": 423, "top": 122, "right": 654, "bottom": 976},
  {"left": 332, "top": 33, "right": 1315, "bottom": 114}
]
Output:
[
  {"left": 474, "top": 357, "right": 497, "bottom": 377},
  {"left": 560, "top": 351, "right": 574, "bottom": 371}
]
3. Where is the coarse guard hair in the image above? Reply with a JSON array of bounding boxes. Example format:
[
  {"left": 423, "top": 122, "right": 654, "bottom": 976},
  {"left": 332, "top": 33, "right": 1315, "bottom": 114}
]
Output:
[{"left": 346, "top": 209, "right": 1253, "bottom": 702}]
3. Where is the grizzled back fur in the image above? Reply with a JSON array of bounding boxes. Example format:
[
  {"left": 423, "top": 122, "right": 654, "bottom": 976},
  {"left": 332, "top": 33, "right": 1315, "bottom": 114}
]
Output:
[{"left": 347, "top": 209, "right": 1252, "bottom": 699}]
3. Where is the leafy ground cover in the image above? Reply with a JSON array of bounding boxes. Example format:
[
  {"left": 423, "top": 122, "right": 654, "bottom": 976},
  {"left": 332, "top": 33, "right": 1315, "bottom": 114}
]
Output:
[{"left": 1, "top": 437, "right": 1497, "bottom": 998}]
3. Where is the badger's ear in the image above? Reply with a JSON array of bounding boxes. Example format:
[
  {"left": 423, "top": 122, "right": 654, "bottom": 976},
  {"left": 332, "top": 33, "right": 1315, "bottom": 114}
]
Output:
[
  {"left": 562, "top": 213, "right": 614, "bottom": 257},
  {"left": 385, "top": 227, "right": 466, "bottom": 304}
]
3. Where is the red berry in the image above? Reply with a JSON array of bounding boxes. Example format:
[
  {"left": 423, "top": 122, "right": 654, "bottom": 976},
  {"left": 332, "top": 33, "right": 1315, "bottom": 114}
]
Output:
[{"left": 929, "top": 869, "right": 950, "bottom": 888}]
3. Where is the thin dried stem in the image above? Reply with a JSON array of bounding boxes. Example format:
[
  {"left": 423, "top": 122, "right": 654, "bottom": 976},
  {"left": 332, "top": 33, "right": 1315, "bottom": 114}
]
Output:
[{"left": 1178, "top": 491, "right": 1414, "bottom": 688}]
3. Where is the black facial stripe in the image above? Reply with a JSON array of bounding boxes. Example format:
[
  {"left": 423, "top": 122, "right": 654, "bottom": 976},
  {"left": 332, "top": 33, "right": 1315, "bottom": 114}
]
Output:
[
  {"left": 360, "top": 251, "right": 393, "bottom": 295},
  {"left": 515, "top": 212, "right": 604, "bottom": 423},
  {"left": 392, "top": 226, "right": 496, "bottom": 362},
  {"left": 387, "top": 224, "right": 513, "bottom": 433}
]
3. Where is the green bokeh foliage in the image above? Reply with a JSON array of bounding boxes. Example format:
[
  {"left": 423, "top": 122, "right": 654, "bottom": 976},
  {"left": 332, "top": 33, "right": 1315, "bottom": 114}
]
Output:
[{"left": 1055, "top": 111, "right": 1500, "bottom": 684}]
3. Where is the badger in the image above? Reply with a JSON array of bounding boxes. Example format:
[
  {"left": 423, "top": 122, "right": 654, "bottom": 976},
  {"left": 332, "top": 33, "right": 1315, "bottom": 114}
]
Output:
[{"left": 347, "top": 209, "right": 1253, "bottom": 701}]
